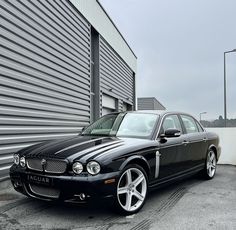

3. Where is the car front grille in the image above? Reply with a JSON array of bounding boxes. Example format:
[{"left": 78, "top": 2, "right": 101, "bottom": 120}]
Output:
[
  {"left": 29, "top": 184, "right": 60, "bottom": 198},
  {"left": 27, "top": 158, "right": 67, "bottom": 174}
]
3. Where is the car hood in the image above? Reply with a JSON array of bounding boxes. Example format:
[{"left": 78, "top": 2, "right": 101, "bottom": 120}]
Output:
[{"left": 19, "top": 135, "right": 158, "bottom": 163}]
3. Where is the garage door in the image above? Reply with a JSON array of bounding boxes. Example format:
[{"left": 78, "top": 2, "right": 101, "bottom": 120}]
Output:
[
  {"left": 0, "top": 0, "right": 91, "bottom": 180},
  {"left": 102, "top": 94, "right": 116, "bottom": 116}
]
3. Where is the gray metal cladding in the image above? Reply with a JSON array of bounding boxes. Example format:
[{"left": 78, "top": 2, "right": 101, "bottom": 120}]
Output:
[
  {"left": 99, "top": 37, "right": 134, "bottom": 109},
  {"left": 0, "top": 0, "right": 91, "bottom": 180},
  {"left": 138, "top": 98, "right": 155, "bottom": 110},
  {"left": 138, "top": 98, "right": 166, "bottom": 110}
]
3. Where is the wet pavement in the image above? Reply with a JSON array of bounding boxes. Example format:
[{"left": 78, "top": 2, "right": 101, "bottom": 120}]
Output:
[{"left": 0, "top": 165, "right": 235, "bottom": 230}]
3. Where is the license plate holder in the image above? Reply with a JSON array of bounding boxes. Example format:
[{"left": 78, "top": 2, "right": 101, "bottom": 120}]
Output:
[{"left": 27, "top": 174, "right": 52, "bottom": 186}]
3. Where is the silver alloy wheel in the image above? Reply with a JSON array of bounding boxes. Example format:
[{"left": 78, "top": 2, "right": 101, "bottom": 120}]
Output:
[
  {"left": 207, "top": 151, "right": 216, "bottom": 177},
  {"left": 117, "top": 168, "right": 147, "bottom": 212}
]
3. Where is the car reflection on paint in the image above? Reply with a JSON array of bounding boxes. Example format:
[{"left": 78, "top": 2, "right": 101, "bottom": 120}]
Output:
[{"left": 10, "top": 111, "right": 221, "bottom": 214}]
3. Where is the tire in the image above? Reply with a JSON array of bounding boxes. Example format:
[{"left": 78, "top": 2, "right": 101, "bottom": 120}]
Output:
[
  {"left": 114, "top": 164, "right": 148, "bottom": 215},
  {"left": 202, "top": 149, "right": 217, "bottom": 180}
]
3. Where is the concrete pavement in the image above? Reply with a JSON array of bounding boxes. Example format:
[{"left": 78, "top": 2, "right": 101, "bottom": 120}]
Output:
[{"left": 0, "top": 165, "right": 235, "bottom": 230}]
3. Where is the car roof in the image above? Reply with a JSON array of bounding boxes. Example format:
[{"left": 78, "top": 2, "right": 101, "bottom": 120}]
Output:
[
  {"left": 127, "top": 110, "right": 183, "bottom": 116},
  {"left": 108, "top": 110, "right": 196, "bottom": 118},
  {"left": 132, "top": 110, "right": 166, "bottom": 115}
]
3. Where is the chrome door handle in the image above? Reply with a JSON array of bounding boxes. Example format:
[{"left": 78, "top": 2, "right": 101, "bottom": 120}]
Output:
[{"left": 203, "top": 137, "right": 207, "bottom": 142}]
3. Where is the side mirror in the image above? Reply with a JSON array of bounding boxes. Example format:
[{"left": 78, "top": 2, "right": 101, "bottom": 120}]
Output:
[{"left": 160, "top": 128, "right": 181, "bottom": 138}]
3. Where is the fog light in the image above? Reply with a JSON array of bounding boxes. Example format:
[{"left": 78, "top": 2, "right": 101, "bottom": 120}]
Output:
[
  {"left": 79, "top": 193, "right": 86, "bottom": 200},
  {"left": 74, "top": 193, "right": 86, "bottom": 201}
]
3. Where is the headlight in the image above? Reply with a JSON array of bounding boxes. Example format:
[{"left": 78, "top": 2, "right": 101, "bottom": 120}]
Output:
[
  {"left": 72, "top": 162, "right": 83, "bottom": 174},
  {"left": 86, "top": 161, "right": 101, "bottom": 175},
  {"left": 13, "top": 154, "right": 20, "bottom": 165},
  {"left": 20, "top": 157, "right": 26, "bottom": 167}
]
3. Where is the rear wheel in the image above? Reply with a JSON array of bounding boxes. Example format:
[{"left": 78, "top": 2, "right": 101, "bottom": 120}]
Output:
[
  {"left": 203, "top": 150, "right": 217, "bottom": 179},
  {"left": 114, "top": 164, "right": 148, "bottom": 215}
]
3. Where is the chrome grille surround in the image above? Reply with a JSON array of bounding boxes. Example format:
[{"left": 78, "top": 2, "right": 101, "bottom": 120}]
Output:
[
  {"left": 29, "top": 184, "right": 60, "bottom": 198},
  {"left": 45, "top": 159, "right": 67, "bottom": 173},
  {"left": 27, "top": 159, "right": 42, "bottom": 172},
  {"left": 27, "top": 158, "right": 67, "bottom": 174}
]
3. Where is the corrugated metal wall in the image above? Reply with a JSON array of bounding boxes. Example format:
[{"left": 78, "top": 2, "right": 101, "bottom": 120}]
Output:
[
  {"left": 99, "top": 37, "right": 134, "bottom": 112},
  {"left": 153, "top": 98, "right": 166, "bottom": 110},
  {"left": 0, "top": 0, "right": 91, "bottom": 180},
  {"left": 138, "top": 98, "right": 166, "bottom": 110},
  {"left": 138, "top": 98, "right": 155, "bottom": 110},
  {"left": 70, "top": 0, "right": 137, "bottom": 72}
]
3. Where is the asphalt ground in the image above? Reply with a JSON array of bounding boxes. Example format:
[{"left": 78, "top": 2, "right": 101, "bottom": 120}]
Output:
[{"left": 0, "top": 165, "right": 235, "bottom": 230}]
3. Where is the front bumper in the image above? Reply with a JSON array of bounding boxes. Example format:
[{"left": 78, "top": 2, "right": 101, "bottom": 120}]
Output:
[{"left": 9, "top": 165, "right": 120, "bottom": 201}]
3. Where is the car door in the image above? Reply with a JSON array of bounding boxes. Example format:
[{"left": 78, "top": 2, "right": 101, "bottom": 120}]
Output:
[
  {"left": 180, "top": 115, "right": 208, "bottom": 170},
  {"left": 157, "top": 114, "right": 188, "bottom": 179}
]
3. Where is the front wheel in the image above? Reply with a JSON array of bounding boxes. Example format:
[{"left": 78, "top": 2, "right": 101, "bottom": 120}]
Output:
[
  {"left": 203, "top": 150, "right": 217, "bottom": 179},
  {"left": 114, "top": 164, "right": 148, "bottom": 215}
]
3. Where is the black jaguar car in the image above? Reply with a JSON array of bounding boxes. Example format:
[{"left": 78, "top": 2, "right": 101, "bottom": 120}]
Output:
[{"left": 10, "top": 111, "right": 221, "bottom": 214}]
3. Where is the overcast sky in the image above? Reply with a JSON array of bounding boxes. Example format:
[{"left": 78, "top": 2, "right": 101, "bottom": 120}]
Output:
[{"left": 100, "top": 0, "right": 236, "bottom": 120}]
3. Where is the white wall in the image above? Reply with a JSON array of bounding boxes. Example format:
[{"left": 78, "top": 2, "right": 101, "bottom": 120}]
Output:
[{"left": 206, "top": 128, "right": 236, "bottom": 165}]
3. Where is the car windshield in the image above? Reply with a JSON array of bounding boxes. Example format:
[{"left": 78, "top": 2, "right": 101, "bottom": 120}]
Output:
[{"left": 82, "top": 113, "right": 159, "bottom": 139}]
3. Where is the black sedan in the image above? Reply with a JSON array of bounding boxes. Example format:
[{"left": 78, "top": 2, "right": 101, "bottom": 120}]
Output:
[{"left": 10, "top": 111, "right": 221, "bottom": 214}]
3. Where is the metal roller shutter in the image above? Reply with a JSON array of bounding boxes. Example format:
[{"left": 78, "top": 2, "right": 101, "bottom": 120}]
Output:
[
  {"left": 102, "top": 94, "right": 116, "bottom": 116},
  {"left": 0, "top": 0, "right": 91, "bottom": 180},
  {"left": 99, "top": 37, "right": 134, "bottom": 112}
]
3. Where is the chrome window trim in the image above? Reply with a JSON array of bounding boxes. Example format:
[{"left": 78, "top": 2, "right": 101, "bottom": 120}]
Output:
[
  {"left": 155, "top": 112, "right": 205, "bottom": 140},
  {"left": 154, "top": 112, "right": 176, "bottom": 140},
  {"left": 180, "top": 114, "right": 199, "bottom": 134},
  {"left": 194, "top": 118, "right": 206, "bottom": 132}
]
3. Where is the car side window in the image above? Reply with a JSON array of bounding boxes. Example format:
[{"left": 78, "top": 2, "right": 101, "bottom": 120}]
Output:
[
  {"left": 161, "top": 115, "right": 182, "bottom": 134},
  {"left": 181, "top": 115, "right": 198, "bottom": 134},
  {"left": 196, "top": 120, "right": 204, "bottom": 132}
]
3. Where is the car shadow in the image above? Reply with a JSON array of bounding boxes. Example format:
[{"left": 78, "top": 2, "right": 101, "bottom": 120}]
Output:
[
  {"left": 30, "top": 174, "right": 204, "bottom": 217},
  {"left": 2, "top": 175, "right": 207, "bottom": 230}
]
